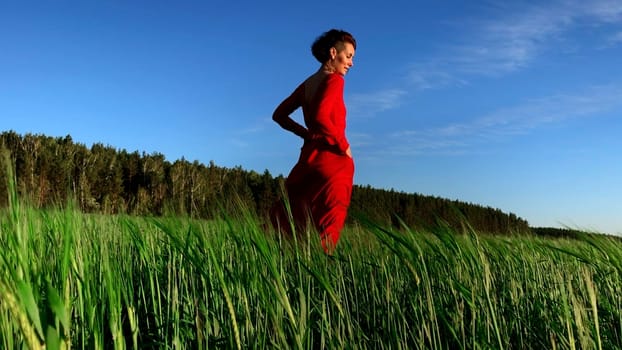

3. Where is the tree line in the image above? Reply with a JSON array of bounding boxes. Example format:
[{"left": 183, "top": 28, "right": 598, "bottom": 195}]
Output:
[{"left": 0, "top": 130, "right": 531, "bottom": 234}]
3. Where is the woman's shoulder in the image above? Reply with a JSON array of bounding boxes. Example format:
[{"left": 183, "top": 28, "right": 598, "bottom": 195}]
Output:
[
  {"left": 323, "top": 73, "right": 344, "bottom": 91},
  {"left": 325, "top": 73, "right": 344, "bottom": 87},
  {"left": 328, "top": 72, "right": 344, "bottom": 79},
  {"left": 304, "top": 71, "right": 343, "bottom": 84},
  {"left": 300, "top": 72, "right": 344, "bottom": 102},
  {"left": 325, "top": 72, "right": 344, "bottom": 83}
]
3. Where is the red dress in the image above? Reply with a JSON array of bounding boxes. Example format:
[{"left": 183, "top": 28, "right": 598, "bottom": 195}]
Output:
[{"left": 272, "top": 73, "right": 354, "bottom": 253}]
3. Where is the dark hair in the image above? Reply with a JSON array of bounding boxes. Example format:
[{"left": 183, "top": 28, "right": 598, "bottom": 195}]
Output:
[{"left": 311, "top": 29, "right": 356, "bottom": 63}]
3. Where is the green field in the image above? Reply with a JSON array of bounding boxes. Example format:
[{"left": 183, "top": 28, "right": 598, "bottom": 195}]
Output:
[{"left": 1, "top": 185, "right": 621, "bottom": 349}]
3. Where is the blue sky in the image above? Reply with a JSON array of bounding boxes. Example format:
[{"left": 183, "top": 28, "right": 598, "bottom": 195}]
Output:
[{"left": 2, "top": 1, "right": 622, "bottom": 234}]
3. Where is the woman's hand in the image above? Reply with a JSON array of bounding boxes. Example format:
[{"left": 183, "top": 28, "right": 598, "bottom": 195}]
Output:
[{"left": 345, "top": 146, "right": 353, "bottom": 158}]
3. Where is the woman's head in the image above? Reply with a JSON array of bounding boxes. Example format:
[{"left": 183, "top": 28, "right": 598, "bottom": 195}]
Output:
[{"left": 311, "top": 29, "right": 356, "bottom": 75}]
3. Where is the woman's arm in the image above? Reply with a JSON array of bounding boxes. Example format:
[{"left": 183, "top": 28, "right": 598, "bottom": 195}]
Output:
[{"left": 272, "top": 84, "right": 309, "bottom": 140}]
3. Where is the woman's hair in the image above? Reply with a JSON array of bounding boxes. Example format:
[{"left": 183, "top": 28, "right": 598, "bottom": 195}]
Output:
[{"left": 311, "top": 29, "right": 356, "bottom": 63}]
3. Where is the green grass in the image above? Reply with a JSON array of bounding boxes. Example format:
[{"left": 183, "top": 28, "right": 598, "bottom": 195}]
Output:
[{"left": 1, "top": 168, "right": 621, "bottom": 348}]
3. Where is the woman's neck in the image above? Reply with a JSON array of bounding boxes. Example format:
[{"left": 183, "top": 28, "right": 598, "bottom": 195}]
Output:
[{"left": 319, "top": 62, "right": 335, "bottom": 74}]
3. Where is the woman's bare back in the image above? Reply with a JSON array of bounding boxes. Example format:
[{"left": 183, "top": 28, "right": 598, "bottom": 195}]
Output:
[{"left": 303, "top": 71, "right": 330, "bottom": 106}]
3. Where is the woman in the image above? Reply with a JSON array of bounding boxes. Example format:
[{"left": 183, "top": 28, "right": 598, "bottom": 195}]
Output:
[{"left": 271, "top": 29, "right": 356, "bottom": 254}]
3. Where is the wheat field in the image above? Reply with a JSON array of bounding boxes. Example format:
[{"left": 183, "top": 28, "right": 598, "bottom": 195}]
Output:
[{"left": 1, "top": 174, "right": 621, "bottom": 349}]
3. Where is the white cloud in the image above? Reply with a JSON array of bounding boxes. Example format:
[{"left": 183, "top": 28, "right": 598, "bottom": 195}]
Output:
[
  {"left": 348, "top": 1, "right": 622, "bottom": 120},
  {"left": 407, "top": 65, "right": 468, "bottom": 91},
  {"left": 409, "top": 0, "right": 622, "bottom": 80},
  {"left": 440, "top": 3, "right": 572, "bottom": 76},
  {"left": 386, "top": 84, "right": 622, "bottom": 156},
  {"left": 609, "top": 31, "right": 622, "bottom": 45},
  {"left": 480, "top": 85, "right": 622, "bottom": 133},
  {"left": 347, "top": 88, "right": 407, "bottom": 117},
  {"left": 579, "top": 0, "right": 622, "bottom": 22},
  {"left": 232, "top": 117, "right": 273, "bottom": 148},
  {"left": 348, "top": 132, "right": 374, "bottom": 148}
]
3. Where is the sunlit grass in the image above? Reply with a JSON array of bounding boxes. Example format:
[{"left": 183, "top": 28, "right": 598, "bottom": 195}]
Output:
[{"left": 1, "top": 158, "right": 621, "bottom": 348}]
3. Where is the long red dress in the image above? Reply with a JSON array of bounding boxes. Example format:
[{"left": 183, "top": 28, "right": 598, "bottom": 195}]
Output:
[{"left": 271, "top": 73, "right": 354, "bottom": 253}]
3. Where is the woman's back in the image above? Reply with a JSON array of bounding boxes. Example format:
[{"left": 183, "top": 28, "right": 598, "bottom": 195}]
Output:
[{"left": 302, "top": 71, "right": 329, "bottom": 106}]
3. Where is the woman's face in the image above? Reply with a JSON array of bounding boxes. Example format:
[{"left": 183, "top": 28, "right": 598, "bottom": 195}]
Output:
[{"left": 329, "top": 42, "right": 355, "bottom": 76}]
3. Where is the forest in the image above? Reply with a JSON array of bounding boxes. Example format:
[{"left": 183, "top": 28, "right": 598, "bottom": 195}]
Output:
[{"left": 0, "top": 130, "right": 531, "bottom": 234}]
